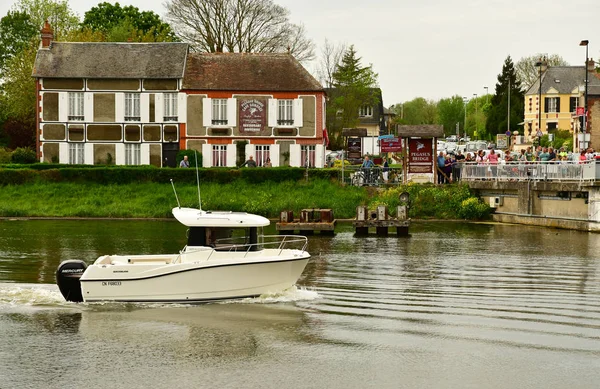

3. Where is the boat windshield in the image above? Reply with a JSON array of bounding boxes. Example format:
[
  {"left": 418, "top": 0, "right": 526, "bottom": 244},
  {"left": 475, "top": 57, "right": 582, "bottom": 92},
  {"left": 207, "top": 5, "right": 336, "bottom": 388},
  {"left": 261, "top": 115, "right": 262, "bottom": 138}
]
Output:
[{"left": 188, "top": 226, "right": 263, "bottom": 251}]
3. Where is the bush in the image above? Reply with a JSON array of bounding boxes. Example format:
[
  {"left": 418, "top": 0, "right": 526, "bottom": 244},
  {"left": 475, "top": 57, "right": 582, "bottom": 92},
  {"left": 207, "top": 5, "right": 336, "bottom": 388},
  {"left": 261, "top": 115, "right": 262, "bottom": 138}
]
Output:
[
  {"left": 0, "top": 148, "right": 12, "bottom": 164},
  {"left": 176, "top": 149, "right": 202, "bottom": 168},
  {"left": 11, "top": 147, "right": 37, "bottom": 164},
  {"left": 458, "top": 197, "right": 491, "bottom": 220}
]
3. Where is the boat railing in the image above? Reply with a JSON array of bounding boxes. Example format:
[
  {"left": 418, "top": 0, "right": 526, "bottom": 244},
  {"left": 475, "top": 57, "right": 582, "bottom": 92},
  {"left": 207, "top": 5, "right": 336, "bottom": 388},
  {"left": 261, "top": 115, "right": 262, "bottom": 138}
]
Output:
[{"left": 172, "top": 235, "right": 308, "bottom": 263}]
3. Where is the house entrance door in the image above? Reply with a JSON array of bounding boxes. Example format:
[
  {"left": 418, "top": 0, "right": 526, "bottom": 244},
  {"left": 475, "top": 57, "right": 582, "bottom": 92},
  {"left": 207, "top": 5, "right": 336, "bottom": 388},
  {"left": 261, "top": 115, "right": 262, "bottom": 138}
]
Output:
[{"left": 162, "top": 143, "right": 179, "bottom": 167}]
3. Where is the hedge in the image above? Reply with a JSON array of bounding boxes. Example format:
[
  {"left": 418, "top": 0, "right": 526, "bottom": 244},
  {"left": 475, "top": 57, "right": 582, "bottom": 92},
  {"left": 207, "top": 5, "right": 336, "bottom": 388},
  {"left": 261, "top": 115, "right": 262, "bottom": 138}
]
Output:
[{"left": 0, "top": 166, "right": 339, "bottom": 185}]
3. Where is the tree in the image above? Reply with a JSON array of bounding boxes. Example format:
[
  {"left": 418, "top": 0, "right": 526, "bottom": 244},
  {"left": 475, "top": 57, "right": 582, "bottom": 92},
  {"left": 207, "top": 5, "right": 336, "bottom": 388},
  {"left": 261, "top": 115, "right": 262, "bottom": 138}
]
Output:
[
  {"left": 165, "top": 0, "right": 314, "bottom": 62},
  {"left": 515, "top": 54, "right": 568, "bottom": 90},
  {"left": 0, "top": 11, "right": 38, "bottom": 72},
  {"left": 391, "top": 97, "right": 438, "bottom": 126},
  {"left": 326, "top": 46, "right": 378, "bottom": 148},
  {"left": 81, "top": 2, "right": 177, "bottom": 42},
  {"left": 314, "top": 39, "right": 346, "bottom": 88},
  {"left": 437, "top": 95, "right": 465, "bottom": 136},
  {"left": 486, "top": 56, "right": 524, "bottom": 138},
  {"left": 13, "top": 0, "right": 79, "bottom": 39}
]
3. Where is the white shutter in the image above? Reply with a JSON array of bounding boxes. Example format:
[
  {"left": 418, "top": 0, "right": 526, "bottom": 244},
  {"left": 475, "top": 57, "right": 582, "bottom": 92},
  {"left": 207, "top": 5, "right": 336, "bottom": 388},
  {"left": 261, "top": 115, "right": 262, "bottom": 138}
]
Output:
[
  {"left": 155, "top": 93, "right": 164, "bottom": 123},
  {"left": 178, "top": 93, "right": 187, "bottom": 123},
  {"left": 227, "top": 98, "right": 237, "bottom": 126},
  {"left": 245, "top": 143, "right": 255, "bottom": 160},
  {"left": 270, "top": 144, "right": 280, "bottom": 167},
  {"left": 84, "top": 93, "right": 93, "bottom": 122},
  {"left": 115, "top": 93, "right": 125, "bottom": 122},
  {"left": 141, "top": 143, "right": 150, "bottom": 165},
  {"left": 315, "top": 144, "right": 324, "bottom": 168},
  {"left": 115, "top": 143, "right": 125, "bottom": 165},
  {"left": 84, "top": 143, "right": 94, "bottom": 165},
  {"left": 59, "top": 143, "right": 69, "bottom": 164},
  {"left": 58, "top": 92, "right": 68, "bottom": 122},
  {"left": 140, "top": 93, "right": 150, "bottom": 123},
  {"left": 268, "top": 98, "right": 278, "bottom": 127},
  {"left": 202, "top": 143, "right": 212, "bottom": 167},
  {"left": 202, "top": 98, "right": 212, "bottom": 127},
  {"left": 289, "top": 144, "right": 301, "bottom": 167},
  {"left": 226, "top": 144, "right": 237, "bottom": 167},
  {"left": 293, "top": 98, "right": 303, "bottom": 127}
]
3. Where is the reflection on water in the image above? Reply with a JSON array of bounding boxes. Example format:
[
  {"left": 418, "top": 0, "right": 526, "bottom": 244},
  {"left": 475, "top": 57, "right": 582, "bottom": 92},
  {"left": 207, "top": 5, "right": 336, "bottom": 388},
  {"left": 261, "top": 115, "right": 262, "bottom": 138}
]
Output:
[{"left": 1, "top": 220, "right": 600, "bottom": 388}]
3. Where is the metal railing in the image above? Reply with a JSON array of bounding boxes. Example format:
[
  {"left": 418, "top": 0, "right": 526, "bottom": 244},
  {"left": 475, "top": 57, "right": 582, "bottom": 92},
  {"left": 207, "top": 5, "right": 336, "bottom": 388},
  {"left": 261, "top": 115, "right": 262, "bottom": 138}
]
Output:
[
  {"left": 459, "top": 160, "right": 598, "bottom": 183},
  {"left": 341, "top": 166, "right": 404, "bottom": 187}
]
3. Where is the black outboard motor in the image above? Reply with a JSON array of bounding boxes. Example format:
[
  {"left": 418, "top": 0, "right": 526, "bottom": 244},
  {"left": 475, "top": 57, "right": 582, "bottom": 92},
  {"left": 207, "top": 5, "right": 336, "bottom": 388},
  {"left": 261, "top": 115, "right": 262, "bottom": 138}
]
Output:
[{"left": 56, "top": 260, "right": 87, "bottom": 302}]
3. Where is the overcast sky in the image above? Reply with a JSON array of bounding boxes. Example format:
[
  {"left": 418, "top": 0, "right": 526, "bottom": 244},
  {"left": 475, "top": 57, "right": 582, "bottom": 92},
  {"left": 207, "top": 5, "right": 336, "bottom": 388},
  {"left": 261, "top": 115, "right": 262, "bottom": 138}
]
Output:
[{"left": 2, "top": 0, "right": 599, "bottom": 106}]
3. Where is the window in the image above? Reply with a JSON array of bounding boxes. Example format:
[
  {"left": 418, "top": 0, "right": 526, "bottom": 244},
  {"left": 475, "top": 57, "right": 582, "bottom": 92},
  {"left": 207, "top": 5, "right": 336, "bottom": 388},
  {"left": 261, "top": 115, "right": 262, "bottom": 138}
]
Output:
[
  {"left": 278, "top": 100, "right": 294, "bottom": 125},
  {"left": 544, "top": 97, "right": 559, "bottom": 113},
  {"left": 301, "top": 145, "right": 316, "bottom": 168},
  {"left": 212, "top": 145, "right": 227, "bottom": 167},
  {"left": 125, "top": 143, "right": 141, "bottom": 165},
  {"left": 69, "top": 143, "right": 84, "bottom": 164},
  {"left": 164, "top": 93, "right": 178, "bottom": 121},
  {"left": 68, "top": 92, "right": 84, "bottom": 121},
  {"left": 255, "top": 145, "right": 270, "bottom": 167},
  {"left": 570, "top": 97, "right": 579, "bottom": 113},
  {"left": 212, "top": 99, "right": 228, "bottom": 125},
  {"left": 359, "top": 105, "right": 373, "bottom": 117},
  {"left": 125, "top": 93, "right": 140, "bottom": 121}
]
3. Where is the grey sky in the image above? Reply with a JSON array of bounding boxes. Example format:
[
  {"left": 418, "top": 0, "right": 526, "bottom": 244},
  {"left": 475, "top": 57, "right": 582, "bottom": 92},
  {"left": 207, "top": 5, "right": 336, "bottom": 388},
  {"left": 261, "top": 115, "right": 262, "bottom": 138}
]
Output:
[{"left": 2, "top": 0, "right": 599, "bottom": 106}]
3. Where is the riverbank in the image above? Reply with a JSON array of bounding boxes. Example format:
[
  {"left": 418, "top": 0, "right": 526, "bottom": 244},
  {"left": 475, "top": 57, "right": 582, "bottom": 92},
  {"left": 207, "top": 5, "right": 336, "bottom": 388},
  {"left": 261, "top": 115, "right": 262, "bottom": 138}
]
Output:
[{"left": 0, "top": 180, "right": 489, "bottom": 220}]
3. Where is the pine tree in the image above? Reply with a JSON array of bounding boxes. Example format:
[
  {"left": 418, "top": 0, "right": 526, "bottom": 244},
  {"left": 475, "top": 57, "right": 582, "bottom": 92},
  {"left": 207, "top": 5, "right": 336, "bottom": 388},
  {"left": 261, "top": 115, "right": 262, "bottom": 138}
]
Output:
[{"left": 486, "top": 56, "right": 524, "bottom": 138}]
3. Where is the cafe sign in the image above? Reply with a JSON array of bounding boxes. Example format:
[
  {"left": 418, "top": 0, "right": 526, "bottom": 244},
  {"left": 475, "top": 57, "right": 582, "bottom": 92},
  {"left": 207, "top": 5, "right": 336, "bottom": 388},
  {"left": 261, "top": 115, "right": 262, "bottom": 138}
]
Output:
[{"left": 239, "top": 99, "right": 266, "bottom": 133}]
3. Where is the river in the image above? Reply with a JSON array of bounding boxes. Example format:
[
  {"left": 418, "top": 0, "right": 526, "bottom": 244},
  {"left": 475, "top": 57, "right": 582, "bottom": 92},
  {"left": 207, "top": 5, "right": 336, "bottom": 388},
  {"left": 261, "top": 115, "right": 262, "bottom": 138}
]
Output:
[{"left": 1, "top": 219, "right": 599, "bottom": 388}]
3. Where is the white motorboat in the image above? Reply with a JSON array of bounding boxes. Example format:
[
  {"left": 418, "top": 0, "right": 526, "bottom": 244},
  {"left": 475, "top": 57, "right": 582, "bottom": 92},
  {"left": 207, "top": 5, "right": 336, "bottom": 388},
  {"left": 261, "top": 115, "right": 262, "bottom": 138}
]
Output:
[{"left": 56, "top": 207, "right": 311, "bottom": 303}]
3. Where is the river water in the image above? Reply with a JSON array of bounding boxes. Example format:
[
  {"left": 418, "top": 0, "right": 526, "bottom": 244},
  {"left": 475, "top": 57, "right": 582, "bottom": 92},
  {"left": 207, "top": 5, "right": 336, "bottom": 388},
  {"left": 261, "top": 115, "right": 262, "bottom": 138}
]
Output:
[{"left": 1, "top": 219, "right": 599, "bottom": 389}]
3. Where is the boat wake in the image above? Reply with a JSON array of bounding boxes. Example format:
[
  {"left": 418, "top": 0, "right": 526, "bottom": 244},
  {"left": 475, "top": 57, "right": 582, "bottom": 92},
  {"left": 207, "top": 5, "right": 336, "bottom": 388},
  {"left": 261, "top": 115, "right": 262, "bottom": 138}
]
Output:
[
  {"left": 0, "top": 283, "right": 69, "bottom": 309},
  {"left": 237, "top": 286, "right": 320, "bottom": 304}
]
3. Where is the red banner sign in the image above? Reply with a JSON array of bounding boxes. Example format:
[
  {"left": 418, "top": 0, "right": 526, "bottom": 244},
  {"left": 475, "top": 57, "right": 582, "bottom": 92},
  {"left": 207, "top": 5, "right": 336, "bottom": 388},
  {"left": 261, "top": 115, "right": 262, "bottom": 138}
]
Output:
[
  {"left": 381, "top": 137, "right": 402, "bottom": 152},
  {"left": 576, "top": 107, "right": 585, "bottom": 116},
  {"left": 408, "top": 139, "right": 433, "bottom": 174}
]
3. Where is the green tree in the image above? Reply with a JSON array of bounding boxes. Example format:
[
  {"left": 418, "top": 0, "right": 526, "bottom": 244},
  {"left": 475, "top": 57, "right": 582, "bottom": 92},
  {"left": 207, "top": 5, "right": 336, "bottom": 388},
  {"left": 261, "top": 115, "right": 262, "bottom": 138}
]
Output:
[
  {"left": 326, "top": 45, "right": 378, "bottom": 148},
  {"left": 13, "top": 0, "right": 79, "bottom": 39},
  {"left": 486, "top": 56, "right": 524, "bottom": 138},
  {"left": 0, "top": 11, "right": 38, "bottom": 72},
  {"left": 515, "top": 53, "right": 568, "bottom": 90},
  {"left": 437, "top": 95, "right": 465, "bottom": 136},
  {"left": 391, "top": 97, "right": 438, "bottom": 126},
  {"left": 81, "top": 2, "right": 177, "bottom": 42}
]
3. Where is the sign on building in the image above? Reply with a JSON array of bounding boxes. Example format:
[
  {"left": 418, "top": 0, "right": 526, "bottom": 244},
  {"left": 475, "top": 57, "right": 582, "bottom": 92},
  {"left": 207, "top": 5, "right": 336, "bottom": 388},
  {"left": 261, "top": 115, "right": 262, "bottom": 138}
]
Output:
[
  {"left": 381, "top": 137, "right": 402, "bottom": 152},
  {"left": 407, "top": 139, "right": 433, "bottom": 174},
  {"left": 239, "top": 99, "right": 266, "bottom": 134}
]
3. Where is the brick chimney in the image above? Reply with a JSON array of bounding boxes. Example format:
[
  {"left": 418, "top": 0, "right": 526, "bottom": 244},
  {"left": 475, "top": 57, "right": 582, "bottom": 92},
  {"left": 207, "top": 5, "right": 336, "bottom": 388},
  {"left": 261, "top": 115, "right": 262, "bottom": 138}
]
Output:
[
  {"left": 40, "top": 20, "right": 53, "bottom": 48},
  {"left": 587, "top": 58, "right": 596, "bottom": 72}
]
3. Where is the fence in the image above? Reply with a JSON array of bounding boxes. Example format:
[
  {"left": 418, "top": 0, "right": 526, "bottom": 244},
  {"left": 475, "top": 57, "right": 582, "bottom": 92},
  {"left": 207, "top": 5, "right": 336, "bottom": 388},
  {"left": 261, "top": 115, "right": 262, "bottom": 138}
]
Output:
[
  {"left": 340, "top": 166, "right": 404, "bottom": 187},
  {"left": 459, "top": 160, "right": 599, "bottom": 183}
]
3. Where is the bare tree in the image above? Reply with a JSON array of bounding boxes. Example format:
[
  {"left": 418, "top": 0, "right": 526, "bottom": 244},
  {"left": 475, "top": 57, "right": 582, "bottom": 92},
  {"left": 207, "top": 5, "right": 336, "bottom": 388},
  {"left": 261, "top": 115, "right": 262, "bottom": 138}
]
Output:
[
  {"left": 165, "top": 0, "right": 314, "bottom": 62},
  {"left": 515, "top": 53, "right": 569, "bottom": 90},
  {"left": 314, "top": 39, "right": 346, "bottom": 88}
]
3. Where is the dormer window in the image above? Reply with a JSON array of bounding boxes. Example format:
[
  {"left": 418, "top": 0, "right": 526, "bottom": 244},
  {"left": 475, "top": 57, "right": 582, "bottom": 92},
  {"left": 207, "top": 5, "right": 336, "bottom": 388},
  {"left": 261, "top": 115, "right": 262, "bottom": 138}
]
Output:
[{"left": 359, "top": 105, "right": 373, "bottom": 117}]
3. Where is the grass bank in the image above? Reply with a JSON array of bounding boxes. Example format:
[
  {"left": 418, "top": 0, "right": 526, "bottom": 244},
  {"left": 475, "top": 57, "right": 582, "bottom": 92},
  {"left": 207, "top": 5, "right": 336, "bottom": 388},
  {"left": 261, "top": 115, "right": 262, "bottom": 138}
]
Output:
[{"left": 0, "top": 179, "right": 489, "bottom": 220}]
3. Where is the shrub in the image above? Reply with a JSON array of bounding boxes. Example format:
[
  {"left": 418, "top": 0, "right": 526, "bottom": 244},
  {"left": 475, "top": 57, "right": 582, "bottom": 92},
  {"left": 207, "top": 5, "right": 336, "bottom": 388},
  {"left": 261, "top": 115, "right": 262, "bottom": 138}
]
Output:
[
  {"left": 458, "top": 197, "right": 491, "bottom": 219},
  {"left": 0, "top": 148, "right": 12, "bottom": 164},
  {"left": 11, "top": 147, "right": 37, "bottom": 164}
]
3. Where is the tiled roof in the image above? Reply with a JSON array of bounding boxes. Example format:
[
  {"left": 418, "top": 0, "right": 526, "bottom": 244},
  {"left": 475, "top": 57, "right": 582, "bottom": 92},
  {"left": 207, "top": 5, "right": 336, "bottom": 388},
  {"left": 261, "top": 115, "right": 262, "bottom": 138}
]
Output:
[
  {"left": 33, "top": 42, "right": 189, "bottom": 79},
  {"left": 182, "top": 52, "right": 323, "bottom": 92},
  {"left": 526, "top": 66, "right": 600, "bottom": 95}
]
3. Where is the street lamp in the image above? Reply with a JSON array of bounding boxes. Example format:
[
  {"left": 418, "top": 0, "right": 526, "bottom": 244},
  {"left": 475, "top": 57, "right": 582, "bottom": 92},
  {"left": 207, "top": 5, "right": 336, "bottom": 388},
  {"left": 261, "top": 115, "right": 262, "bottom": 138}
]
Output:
[
  {"left": 463, "top": 97, "right": 468, "bottom": 139},
  {"left": 473, "top": 93, "right": 478, "bottom": 137},
  {"left": 484, "top": 86, "right": 488, "bottom": 104},
  {"left": 535, "top": 58, "right": 544, "bottom": 140},
  {"left": 580, "top": 40, "right": 589, "bottom": 134}
]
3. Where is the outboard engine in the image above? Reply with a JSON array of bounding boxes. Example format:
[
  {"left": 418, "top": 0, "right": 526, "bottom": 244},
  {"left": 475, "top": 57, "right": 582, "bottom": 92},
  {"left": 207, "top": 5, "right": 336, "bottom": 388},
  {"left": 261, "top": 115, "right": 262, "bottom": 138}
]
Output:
[{"left": 56, "top": 260, "right": 87, "bottom": 302}]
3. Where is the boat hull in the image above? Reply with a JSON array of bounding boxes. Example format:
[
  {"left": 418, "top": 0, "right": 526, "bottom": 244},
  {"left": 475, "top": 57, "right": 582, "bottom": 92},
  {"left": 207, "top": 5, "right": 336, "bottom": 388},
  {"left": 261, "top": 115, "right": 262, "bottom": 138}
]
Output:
[{"left": 80, "top": 256, "right": 310, "bottom": 303}]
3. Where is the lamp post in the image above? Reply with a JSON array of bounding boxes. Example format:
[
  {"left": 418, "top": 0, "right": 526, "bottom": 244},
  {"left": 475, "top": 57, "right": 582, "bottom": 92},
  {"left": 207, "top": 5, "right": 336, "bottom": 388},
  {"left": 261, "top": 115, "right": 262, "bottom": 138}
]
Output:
[
  {"left": 473, "top": 94, "right": 478, "bottom": 137},
  {"left": 535, "top": 58, "right": 544, "bottom": 141},
  {"left": 580, "top": 40, "right": 589, "bottom": 134},
  {"left": 463, "top": 97, "right": 468, "bottom": 139}
]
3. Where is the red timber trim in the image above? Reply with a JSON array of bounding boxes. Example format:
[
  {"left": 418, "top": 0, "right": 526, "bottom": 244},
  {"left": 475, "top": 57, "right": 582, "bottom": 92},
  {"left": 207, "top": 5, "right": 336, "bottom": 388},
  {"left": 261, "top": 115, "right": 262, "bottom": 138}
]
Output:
[
  {"left": 251, "top": 138, "right": 275, "bottom": 145},
  {"left": 36, "top": 79, "right": 42, "bottom": 160},
  {"left": 179, "top": 123, "right": 186, "bottom": 150},
  {"left": 181, "top": 90, "right": 321, "bottom": 99},
  {"left": 211, "top": 138, "right": 232, "bottom": 144}
]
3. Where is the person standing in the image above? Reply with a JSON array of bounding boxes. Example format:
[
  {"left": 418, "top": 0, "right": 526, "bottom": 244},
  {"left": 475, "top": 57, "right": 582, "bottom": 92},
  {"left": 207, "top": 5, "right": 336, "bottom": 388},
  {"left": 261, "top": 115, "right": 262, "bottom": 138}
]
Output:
[
  {"left": 241, "top": 155, "right": 257, "bottom": 167},
  {"left": 437, "top": 151, "right": 446, "bottom": 184},
  {"left": 382, "top": 157, "right": 390, "bottom": 183},
  {"left": 179, "top": 155, "right": 190, "bottom": 168},
  {"left": 361, "top": 155, "right": 374, "bottom": 184}
]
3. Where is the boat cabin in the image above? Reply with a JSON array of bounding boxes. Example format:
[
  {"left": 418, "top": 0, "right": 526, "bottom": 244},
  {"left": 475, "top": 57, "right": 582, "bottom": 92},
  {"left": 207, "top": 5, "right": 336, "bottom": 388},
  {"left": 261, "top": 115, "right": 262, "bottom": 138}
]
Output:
[{"left": 187, "top": 226, "right": 262, "bottom": 251}]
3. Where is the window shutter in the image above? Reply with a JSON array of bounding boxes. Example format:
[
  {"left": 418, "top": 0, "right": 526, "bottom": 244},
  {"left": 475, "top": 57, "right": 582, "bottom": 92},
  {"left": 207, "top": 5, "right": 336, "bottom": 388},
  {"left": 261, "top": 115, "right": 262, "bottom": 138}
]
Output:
[
  {"left": 155, "top": 93, "right": 164, "bottom": 123},
  {"left": 59, "top": 143, "right": 69, "bottom": 164},
  {"left": 58, "top": 92, "right": 68, "bottom": 122},
  {"left": 268, "top": 98, "right": 278, "bottom": 127},
  {"left": 178, "top": 93, "right": 187, "bottom": 123},
  {"left": 202, "top": 98, "right": 212, "bottom": 127},
  {"left": 294, "top": 98, "right": 303, "bottom": 127},
  {"left": 245, "top": 143, "right": 255, "bottom": 160},
  {"left": 270, "top": 144, "right": 280, "bottom": 167},
  {"left": 201, "top": 143, "right": 212, "bottom": 167},
  {"left": 556, "top": 98, "right": 560, "bottom": 113},
  {"left": 115, "top": 143, "right": 125, "bottom": 165},
  {"left": 84, "top": 93, "right": 93, "bottom": 122},
  {"left": 315, "top": 144, "right": 325, "bottom": 168},
  {"left": 289, "top": 144, "right": 301, "bottom": 167},
  {"left": 84, "top": 143, "right": 94, "bottom": 165},
  {"left": 544, "top": 97, "right": 549, "bottom": 113},
  {"left": 225, "top": 144, "right": 236, "bottom": 167},
  {"left": 227, "top": 98, "right": 237, "bottom": 126},
  {"left": 141, "top": 93, "right": 150, "bottom": 123},
  {"left": 115, "top": 93, "right": 125, "bottom": 122},
  {"left": 140, "top": 144, "right": 150, "bottom": 165}
]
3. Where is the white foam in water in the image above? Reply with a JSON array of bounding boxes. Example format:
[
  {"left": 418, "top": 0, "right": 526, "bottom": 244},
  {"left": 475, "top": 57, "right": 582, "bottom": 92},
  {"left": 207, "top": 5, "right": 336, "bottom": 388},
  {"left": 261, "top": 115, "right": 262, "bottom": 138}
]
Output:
[
  {"left": 236, "top": 286, "right": 320, "bottom": 304},
  {"left": 0, "top": 283, "right": 68, "bottom": 308}
]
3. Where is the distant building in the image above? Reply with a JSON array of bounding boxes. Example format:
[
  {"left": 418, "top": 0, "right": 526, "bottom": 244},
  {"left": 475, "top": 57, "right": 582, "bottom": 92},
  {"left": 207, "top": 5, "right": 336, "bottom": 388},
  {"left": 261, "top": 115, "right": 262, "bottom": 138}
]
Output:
[
  {"left": 32, "top": 22, "right": 327, "bottom": 167},
  {"left": 325, "top": 87, "right": 387, "bottom": 137}
]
